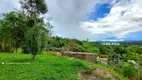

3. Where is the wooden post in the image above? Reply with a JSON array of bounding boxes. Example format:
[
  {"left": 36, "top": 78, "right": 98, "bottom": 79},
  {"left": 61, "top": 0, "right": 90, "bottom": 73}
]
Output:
[{"left": 138, "top": 55, "right": 140, "bottom": 80}]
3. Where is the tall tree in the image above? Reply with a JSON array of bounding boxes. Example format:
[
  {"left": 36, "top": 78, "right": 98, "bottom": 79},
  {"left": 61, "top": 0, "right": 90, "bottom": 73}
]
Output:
[{"left": 20, "top": 0, "right": 48, "bottom": 59}]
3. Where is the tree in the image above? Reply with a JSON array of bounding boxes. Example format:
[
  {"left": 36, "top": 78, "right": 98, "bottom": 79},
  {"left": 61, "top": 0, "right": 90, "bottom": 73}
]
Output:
[
  {"left": 113, "top": 46, "right": 128, "bottom": 60},
  {"left": 99, "top": 46, "right": 113, "bottom": 55},
  {"left": 5, "top": 12, "right": 28, "bottom": 52},
  {"left": 61, "top": 41, "right": 80, "bottom": 52},
  {"left": 0, "top": 11, "right": 28, "bottom": 52},
  {"left": 107, "top": 52, "right": 120, "bottom": 68},
  {"left": 20, "top": 0, "right": 47, "bottom": 18},
  {"left": 19, "top": 0, "right": 48, "bottom": 59}
]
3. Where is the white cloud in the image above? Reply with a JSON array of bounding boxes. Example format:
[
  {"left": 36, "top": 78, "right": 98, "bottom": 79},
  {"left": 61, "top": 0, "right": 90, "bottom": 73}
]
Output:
[
  {"left": 81, "top": 0, "right": 142, "bottom": 40},
  {"left": 45, "top": 0, "right": 108, "bottom": 40}
]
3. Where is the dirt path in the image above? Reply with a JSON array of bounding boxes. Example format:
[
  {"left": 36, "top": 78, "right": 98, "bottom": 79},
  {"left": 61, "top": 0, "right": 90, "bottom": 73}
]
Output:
[{"left": 78, "top": 68, "right": 116, "bottom": 80}]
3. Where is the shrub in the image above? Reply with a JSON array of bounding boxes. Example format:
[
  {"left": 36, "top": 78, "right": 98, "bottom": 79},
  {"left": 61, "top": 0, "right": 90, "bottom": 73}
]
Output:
[
  {"left": 47, "top": 51, "right": 57, "bottom": 56},
  {"left": 119, "top": 62, "right": 137, "bottom": 79},
  {"left": 40, "top": 50, "right": 47, "bottom": 55}
]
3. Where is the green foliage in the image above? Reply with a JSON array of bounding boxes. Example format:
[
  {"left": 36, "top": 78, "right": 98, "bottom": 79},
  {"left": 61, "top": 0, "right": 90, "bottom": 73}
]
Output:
[
  {"left": 119, "top": 62, "right": 137, "bottom": 79},
  {"left": 46, "top": 51, "right": 57, "bottom": 56},
  {"left": 40, "top": 50, "right": 47, "bottom": 55},
  {"left": 136, "top": 47, "right": 142, "bottom": 55},
  {"left": 19, "top": 0, "right": 49, "bottom": 59},
  {"left": 79, "top": 41, "right": 95, "bottom": 53},
  {"left": 25, "top": 22, "right": 50, "bottom": 59},
  {"left": 0, "top": 0, "right": 51, "bottom": 59},
  {"left": 125, "top": 55, "right": 137, "bottom": 61},
  {"left": 61, "top": 41, "right": 80, "bottom": 52},
  {"left": 0, "top": 11, "right": 28, "bottom": 52},
  {"left": 107, "top": 52, "right": 120, "bottom": 68},
  {"left": 99, "top": 46, "right": 113, "bottom": 56},
  {"left": 20, "top": 0, "right": 48, "bottom": 18},
  {"left": 141, "top": 69, "right": 142, "bottom": 80}
]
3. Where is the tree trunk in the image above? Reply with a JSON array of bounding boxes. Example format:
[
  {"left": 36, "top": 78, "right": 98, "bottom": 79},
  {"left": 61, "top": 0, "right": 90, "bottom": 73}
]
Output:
[
  {"left": 32, "top": 55, "right": 36, "bottom": 60},
  {"left": 0, "top": 43, "right": 3, "bottom": 52},
  {"left": 15, "top": 48, "right": 18, "bottom": 53},
  {"left": 129, "top": 76, "right": 133, "bottom": 80},
  {"left": 138, "top": 55, "right": 140, "bottom": 80}
]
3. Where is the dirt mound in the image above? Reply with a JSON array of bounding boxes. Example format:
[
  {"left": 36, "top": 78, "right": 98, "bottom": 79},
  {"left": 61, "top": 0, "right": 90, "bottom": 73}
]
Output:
[{"left": 78, "top": 68, "right": 117, "bottom": 80}]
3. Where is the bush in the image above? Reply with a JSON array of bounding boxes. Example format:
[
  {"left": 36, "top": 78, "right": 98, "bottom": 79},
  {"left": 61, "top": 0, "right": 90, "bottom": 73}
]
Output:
[
  {"left": 119, "top": 62, "right": 137, "bottom": 79},
  {"left": 47, "top": 51, "right": 57, "bottom": 56},
  {"left": 4, "top": 45, "right": 13, "bottom": 52},
  {"left": 40, "top": 50, "right": 47, "bottom": 55}
]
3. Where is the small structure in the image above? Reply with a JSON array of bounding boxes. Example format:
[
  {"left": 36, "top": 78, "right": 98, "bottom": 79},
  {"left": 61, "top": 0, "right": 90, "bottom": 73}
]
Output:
[
  {"left": 97, "top": 58, "right": 107, "bottom": 65},
  {"left": 127, "top": 60, "right": 138, "bottom": 67},
  {"left": 62, "top": 52, "right": 97, "bottom": 63}
]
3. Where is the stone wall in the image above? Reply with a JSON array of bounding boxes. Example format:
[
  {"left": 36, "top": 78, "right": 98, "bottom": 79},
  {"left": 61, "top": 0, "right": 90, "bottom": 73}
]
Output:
[{"left": 62, "top": 52, "right": 97, "bottom": 63}]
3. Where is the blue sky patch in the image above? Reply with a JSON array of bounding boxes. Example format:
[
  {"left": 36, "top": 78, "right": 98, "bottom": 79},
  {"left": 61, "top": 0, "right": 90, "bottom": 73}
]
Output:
[
  {"left": 102, "top": 31, "right": 142, "bottom": 41},
  {"left": 88, "top": 3, "right": 111, "bottom": 21},
  {"left": 125, "top": 31, "right": 142, "bottom": 40},
  {"left": 104, "top": 36, "right": 117, "bottom": 40}
]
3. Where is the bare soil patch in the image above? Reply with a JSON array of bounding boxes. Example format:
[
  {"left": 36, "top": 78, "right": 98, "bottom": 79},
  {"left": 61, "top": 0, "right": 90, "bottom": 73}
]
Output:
[{"left": 78, "top": 68, "right": 117, "bottom": 80}]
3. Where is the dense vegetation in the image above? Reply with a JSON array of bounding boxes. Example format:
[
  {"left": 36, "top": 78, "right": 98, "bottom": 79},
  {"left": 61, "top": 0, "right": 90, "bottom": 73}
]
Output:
[
  {"left": 0, "top": 0, "right": 52, "bottom": 59},
  {"left": 0, "top": 0, "right": 142, "bottom": 80},
  {"left": 46, "top": 37, "right": 142, "bottom": 79}
]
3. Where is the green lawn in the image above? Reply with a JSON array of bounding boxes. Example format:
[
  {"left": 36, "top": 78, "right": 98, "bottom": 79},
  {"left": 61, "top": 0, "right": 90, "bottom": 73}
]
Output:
[{"left": 0, "top": 53, "right": 127, "bottom": 80}]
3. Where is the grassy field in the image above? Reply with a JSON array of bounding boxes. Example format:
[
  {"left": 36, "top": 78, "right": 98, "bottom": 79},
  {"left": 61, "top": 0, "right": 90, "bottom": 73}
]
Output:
[{"left": 0, "top": 53, "right": 127, "bottom": 80}]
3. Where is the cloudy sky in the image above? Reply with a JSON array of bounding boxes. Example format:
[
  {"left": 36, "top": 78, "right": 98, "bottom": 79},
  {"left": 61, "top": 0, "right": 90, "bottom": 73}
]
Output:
[{"left": 0, "top": 0, "right": 142, "bottom": 41}]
